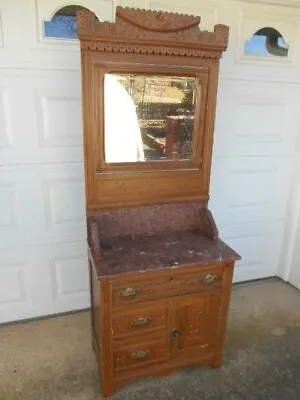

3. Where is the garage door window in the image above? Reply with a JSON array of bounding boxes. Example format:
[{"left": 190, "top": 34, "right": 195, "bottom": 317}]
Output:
[
  {"left": 44, "top": 5, "right": 96, "bottom": 39},
  {"left": 245, "top": 27, "right": 289, "bottom": 57}
]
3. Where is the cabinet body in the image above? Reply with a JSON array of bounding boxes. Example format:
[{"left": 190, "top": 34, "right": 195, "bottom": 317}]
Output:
[
  {"left": 90, "top": 258, "right": 235, "bottom": 397},
  {"left": 77, "top": 7, "right": 240, "bottom": 397}
]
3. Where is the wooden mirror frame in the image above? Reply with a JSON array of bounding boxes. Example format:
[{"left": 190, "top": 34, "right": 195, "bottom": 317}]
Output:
[
  {"left": 97, "top": 70, "right": 207, "bottom": 172},
  {"left": 78, "top": 7, "right": 229, "bottom": 210}
]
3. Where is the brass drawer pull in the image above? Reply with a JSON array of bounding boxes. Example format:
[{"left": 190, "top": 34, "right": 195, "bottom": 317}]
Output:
[
  {"left": 201, "top": 273, "right": 219, "bottom": 285},
  {"left": 130, "top": 316, "right": 152, "bottom": 327},
  {"left": 118, "top": 287, "right": 140, "bottom": 298},
  {"left": 130, "top": 350, "right": 151, "bottom": 360}
]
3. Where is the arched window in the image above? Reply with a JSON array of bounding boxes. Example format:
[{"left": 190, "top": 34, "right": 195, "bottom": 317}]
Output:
[
  {"left": 44, "top": 5, "right": 98, "bottom": 40},
  {"left": 244, "top": 27, "right": 289, "bottom": 57}
]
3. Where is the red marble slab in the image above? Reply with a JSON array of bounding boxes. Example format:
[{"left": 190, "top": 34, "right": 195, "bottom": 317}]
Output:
[
  {"left": 87, "top": 202, "right": 217, "bottom": 240},
  {"left": 87, "top": 203, "right": 240, "bottom": 279},
  {"left": 89, "top": 230, "right": 240, "bottom": 279}
]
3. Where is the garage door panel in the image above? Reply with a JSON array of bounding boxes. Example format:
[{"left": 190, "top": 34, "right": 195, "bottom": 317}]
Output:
[
  {"left": 214, "top": 80, "right": 300, "bottom": 157},
  {"left": 210, "top": 156, "right": 294, "bottom": 225},
  {"left": 0, "top": 86, "right": 14, "bottom": 148},
  {"left": 0, "top": 248, "right": 40, "bottom": 324},
  {"left": 48, "top": 242, "right": 89, "bottom": 315},
  {"left": 42, "top": 175, "right": 86, "bottom": 243},
  {"left": 0, "top": 79, "right": 36, "bottom": 152},
  {"left": 0, "top": 171, "right": 29, "bottom": 250},
  {"left": 0, "top": 71, "right": 84, "bottom": 165},
  {"left": 233, "top": 264, "right": 277, "bottom": 283},
  {"left": 35, "top": 87, "right": 83, "bottom": 148},
  {"left": 0, "top": 164, "right": 86, "bottom": 250},
  {"left": 219, "top": 221, "right": 286, "bottom": 282},
  {"left": 0, "top": 242, "right": 89, "bottom": 324},
  {"left": 0, "top": 262, "right": 27, "bottom": 305}
]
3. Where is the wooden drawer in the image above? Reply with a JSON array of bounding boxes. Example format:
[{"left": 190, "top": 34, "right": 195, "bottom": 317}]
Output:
[
  {"left": 113, "top": 337, "right": 169, "bottom": 372},
  {"left": 111, "top": 267, "right": 223, "bottom": 306},
  {"left": 113, "top": 304, "right": 167, "bottom": 338}
]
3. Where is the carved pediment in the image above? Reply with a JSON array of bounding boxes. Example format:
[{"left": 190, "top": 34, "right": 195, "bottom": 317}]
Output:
[
  {"left": 116, "top": 7, "right": 201, "bottom": 33},
  {"left": 77, "top": 7, "right": 229, "bottom": 58}
]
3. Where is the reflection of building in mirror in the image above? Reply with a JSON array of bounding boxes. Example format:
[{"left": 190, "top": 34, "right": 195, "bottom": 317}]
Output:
[
  {"left": 104, "top": 74, "right": 145, "bottom": 163},
  {"left": 104, "top": 74, "right": 197, "bottom": 163}
]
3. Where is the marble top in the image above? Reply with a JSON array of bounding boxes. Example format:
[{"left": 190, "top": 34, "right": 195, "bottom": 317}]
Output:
[{"left": 89, "top": 229, "right": 241, "bottom": 279}]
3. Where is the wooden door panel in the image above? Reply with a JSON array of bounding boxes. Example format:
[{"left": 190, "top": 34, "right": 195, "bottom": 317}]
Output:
[{"left": 177, "top": 293, "right": 221, "bottom": 354}]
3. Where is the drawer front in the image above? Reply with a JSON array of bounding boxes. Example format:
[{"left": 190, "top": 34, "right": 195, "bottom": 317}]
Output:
[
  {"left": 113, "top": 305, "right": 167, "bottom": 338},
  {"left": 111, "top": 267, "right": 223, "bottom": 306},
  {"left": 113, "top": 337, "right": 168, "bottom": 372}
]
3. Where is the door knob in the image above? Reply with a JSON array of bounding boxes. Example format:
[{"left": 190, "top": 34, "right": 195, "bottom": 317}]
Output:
[{"left": 172, "top": 329, "right": 180, "bottom": 337}]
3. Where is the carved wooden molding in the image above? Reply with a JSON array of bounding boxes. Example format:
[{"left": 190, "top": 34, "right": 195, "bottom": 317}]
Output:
[{"left": 77, "top": 7, "right": 229, "bottom": 58}]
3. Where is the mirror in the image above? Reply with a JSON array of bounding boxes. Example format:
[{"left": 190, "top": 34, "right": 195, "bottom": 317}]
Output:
[{"left": 104, "top": 74, "right": 198, "bottom": 163}]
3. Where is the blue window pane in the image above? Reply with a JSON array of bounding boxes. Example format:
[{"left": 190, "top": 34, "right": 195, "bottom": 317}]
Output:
[
  {"left": 44, "top": 15, "right": 78, "bottom": 39},
  {"left": 245, "top": 30, "right": 289, "bottom": 57},
  {"left": 245, "top": 35, "right": 269, "bottom": 56},
  {"left": 278, "top": 37, "right": 289, "bottom": 50}
]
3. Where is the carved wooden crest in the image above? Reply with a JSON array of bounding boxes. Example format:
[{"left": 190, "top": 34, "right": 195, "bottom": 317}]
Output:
[{"left": 77, "top": 7, "right": 229, "bottom": 58}]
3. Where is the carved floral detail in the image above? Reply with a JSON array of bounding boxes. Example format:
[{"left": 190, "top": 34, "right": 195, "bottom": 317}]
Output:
[{"left": 117, "top": 7, "right": 201, "bottom": 33}]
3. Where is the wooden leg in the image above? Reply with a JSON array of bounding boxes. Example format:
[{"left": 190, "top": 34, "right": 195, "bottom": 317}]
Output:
[
  {"left": 211, "top": 353, "right": 223, "bottom": 368},
  {"left": 101, "top": 380, "right": 115, "bottom": 398}
]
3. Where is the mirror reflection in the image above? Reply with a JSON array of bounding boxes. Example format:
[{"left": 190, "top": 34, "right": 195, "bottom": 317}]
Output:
[{"left": 104, "top": 74, "right": 198, "bottom": 163}]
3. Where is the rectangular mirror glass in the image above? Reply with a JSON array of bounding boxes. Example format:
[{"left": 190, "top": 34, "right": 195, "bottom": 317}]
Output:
[{"left": 104, "top": 74, "right": 198, "bottom": 163}]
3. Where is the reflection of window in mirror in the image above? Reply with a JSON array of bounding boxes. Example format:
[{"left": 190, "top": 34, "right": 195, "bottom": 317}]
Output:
[{"left": 104, "top": 74, "right": 198, "bottom": 164}]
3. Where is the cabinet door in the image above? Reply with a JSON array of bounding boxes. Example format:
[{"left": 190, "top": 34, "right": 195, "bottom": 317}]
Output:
[{"left": 174, "top": 293, "right": 222, "bottom": 358}]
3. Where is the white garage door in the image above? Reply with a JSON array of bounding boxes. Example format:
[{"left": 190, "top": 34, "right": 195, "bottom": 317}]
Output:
[{"left": 0, "top": 0, "right": 299, "bottom": 324}]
